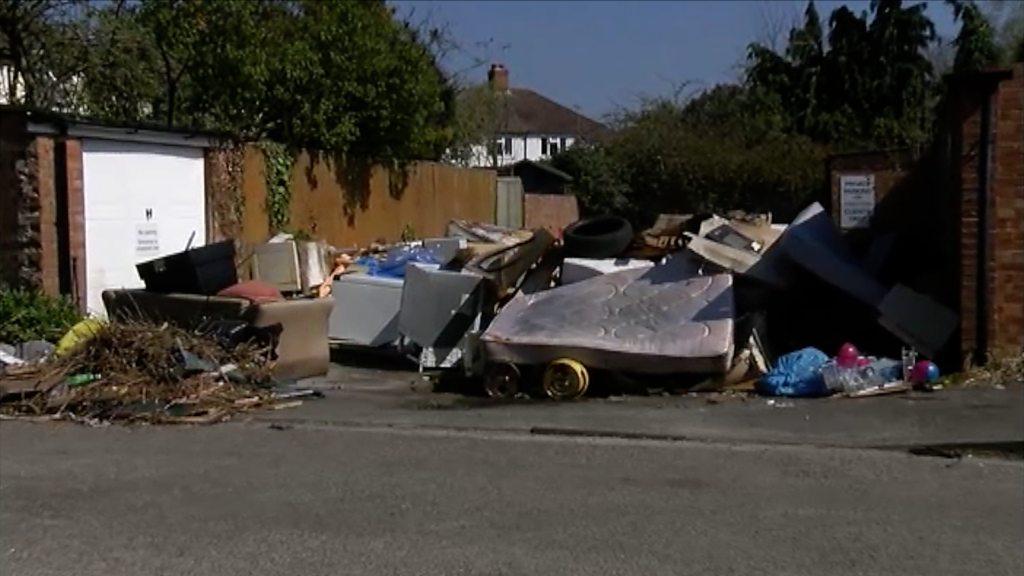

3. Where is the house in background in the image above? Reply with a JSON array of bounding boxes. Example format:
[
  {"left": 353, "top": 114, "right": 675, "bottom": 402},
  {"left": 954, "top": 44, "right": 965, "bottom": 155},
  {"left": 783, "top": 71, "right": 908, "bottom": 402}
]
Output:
[
  {"left": 1, "top": 63, "right": 25, "bottom": 105},
  {"left": 466, "top": 64, "right": 607, "bottom": 168}
]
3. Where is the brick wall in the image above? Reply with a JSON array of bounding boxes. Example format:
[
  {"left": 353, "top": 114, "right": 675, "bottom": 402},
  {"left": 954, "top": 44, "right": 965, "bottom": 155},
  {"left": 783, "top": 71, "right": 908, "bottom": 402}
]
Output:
[
  {"left": 955, "top": 64, "right": 1024, "bottom": 363},
  {"left": 827, "top": 150, "right": 914, "bottom": 229},
  {"left": 523, "top": 193, "right": 579, "bottom": 238},
  {"left": 0, "top": 111, "right": 28, "bottom": 287},
  {"left": 0, "top": 109, "right": 86, "bottom": 309},
  {"left": 62, "top": 139, "right": 86, "bottom": 310},
  {"left": 989, "top": 64, "right": 1023, "bottom": 357},
  {"left": 957, "top": 95, "right": 982, "bottom": 357},
  {"left": 0, "top": 112, "right": 56, "bottom": 293}
]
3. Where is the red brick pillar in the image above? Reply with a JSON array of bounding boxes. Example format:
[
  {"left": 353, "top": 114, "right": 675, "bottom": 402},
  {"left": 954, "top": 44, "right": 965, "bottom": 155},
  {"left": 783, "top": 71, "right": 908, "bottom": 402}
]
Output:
[
  {"left": 61, "top": 139, "right": 87, "bottom": 313},
  {"left": 956, "top": 82, "right": 987, "bottom": 363},
  {"left": 989, "top": 64, "right": 1024, "bottom": 357},
  {"left": 956, "top": 65, "right": 1024, "bottom": 364},
  {"left": 0, "top": 113, "right": 58, "bottom": 294}
]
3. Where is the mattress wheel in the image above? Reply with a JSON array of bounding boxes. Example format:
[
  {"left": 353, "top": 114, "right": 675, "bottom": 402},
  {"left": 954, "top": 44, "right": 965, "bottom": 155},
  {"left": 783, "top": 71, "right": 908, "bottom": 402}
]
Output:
[
  {"left": 483, "top": 363, "right": 521, "bottom": 399},
  {"left": 542, "top": 359, "right": 589, "bottom": 400}
]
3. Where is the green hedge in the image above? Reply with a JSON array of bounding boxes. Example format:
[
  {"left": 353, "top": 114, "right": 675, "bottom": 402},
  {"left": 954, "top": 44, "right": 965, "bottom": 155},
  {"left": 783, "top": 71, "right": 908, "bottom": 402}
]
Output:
[
  {"left": 0, "top": 287, "right": 81, "bottom": 343},
  {"left": 550, "top": 86, "right": 827, "bottom": 226}
]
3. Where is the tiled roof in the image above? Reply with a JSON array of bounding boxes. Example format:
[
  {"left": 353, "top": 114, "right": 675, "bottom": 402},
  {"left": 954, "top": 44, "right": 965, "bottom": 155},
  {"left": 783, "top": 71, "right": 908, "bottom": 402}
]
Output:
[{"left": 476, "top": 87, "right": 608, "bottom": 139}]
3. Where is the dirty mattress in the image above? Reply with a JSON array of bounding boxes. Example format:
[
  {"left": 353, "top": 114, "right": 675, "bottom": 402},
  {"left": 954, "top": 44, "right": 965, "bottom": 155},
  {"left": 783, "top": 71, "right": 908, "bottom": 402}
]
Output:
[{"left": 482, "top": 257, "right": 734, "bottom": 373}]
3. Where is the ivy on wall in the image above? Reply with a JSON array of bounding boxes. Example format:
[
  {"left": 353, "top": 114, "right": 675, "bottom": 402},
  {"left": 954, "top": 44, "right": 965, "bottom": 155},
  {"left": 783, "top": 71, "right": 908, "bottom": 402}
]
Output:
[
  {"left": 260, "top": 141, "right": 294, "bottom": 232},
  {"left": 208, "top": 143, "right": 246, "bottom": 240}
]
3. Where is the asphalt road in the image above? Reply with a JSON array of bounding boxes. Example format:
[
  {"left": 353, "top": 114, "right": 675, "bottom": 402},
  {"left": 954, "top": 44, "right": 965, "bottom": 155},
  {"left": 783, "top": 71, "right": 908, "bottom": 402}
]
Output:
[{"left": 2, "top": 420, "right": 1022, "bottom": 576}]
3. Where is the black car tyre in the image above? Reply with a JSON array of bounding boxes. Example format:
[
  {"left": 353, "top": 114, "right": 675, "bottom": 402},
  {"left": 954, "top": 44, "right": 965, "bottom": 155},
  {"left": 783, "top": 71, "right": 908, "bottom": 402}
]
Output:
[{"left": 562, "top": 216, "right": 633, "bottom": 258}]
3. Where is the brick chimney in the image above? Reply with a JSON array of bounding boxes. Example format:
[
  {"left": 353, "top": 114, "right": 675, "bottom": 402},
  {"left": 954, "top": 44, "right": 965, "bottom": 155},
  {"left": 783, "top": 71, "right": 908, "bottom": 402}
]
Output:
[{"left": 488, "top": 63, "right": 509, "bottom": 92}]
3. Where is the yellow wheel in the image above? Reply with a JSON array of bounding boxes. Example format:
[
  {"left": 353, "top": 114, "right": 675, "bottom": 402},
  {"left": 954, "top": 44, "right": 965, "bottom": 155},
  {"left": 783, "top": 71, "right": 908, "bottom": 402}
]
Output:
[
  {"left": 542, "top": 358, "right": 589, "bottom": 400},
  {"left": 483, "top": 363, "right": 521, "bottom": 399}
]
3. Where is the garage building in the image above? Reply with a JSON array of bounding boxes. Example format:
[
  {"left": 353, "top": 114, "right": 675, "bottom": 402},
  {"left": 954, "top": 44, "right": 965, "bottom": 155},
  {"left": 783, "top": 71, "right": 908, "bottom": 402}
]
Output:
[{"left": 1, "top": 109, "right": 215, "bottom": 316}]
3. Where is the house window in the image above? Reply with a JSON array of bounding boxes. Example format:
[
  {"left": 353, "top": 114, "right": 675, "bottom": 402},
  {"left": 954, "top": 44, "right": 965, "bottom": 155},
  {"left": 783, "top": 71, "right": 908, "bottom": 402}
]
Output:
[
  {"left": 550, "top": 141, "right": 559, "bottom": 156},
  {"left": 560, "top": 137, "right": 568, "bottom": 151},
  {"left": 541, "top": 137, "right": 549, "bottom": 155},
  {"left": 504, "top": 137, "right": 513, "bottom": 156}
]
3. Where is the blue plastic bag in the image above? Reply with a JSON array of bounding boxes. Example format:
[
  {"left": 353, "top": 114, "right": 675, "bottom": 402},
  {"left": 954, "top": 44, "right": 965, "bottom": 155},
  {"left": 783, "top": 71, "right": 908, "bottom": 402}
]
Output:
[
  {"left": 758, "top": 347, "right": 830, "bottom": 397},
  {"left": 357, "top": 245, "right": 440, "bottom": 279}
]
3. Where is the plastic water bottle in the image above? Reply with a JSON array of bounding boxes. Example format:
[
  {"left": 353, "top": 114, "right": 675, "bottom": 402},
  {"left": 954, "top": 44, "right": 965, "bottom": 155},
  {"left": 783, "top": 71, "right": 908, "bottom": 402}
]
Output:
[
  {"left": 901, "top": 348, "right": 918, "bottom": 383},
  {"left": 822, "top": 359, "right": 901, "bottom": 394}
]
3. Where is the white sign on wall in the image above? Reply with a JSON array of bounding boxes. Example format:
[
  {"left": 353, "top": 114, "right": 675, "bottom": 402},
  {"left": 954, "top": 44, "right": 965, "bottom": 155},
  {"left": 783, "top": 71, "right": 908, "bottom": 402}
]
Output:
[
  {"left": 840, "top": 174, "right": 875, "bottom": 229},
  {"left": 135, "top": 223, "right": 160, "bottom": 257}
]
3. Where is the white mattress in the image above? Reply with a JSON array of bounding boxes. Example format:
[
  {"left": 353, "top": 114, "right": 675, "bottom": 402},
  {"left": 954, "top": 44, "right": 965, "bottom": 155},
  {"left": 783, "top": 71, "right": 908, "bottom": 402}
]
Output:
[{"left": 482, "top": 256, "right": 734, "bottom": 373}]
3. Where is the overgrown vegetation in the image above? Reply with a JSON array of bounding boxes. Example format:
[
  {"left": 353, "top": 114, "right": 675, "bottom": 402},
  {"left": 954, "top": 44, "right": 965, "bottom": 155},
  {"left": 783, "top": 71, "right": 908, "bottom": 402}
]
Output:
[
  {"left": 446, "top": 84, "right": 504, "bottom": 167},
  {"left": 4, "top": 0, "right": 1020, "bottom": 222},
  {"left": 260, "top": 141, "right": 293, "bottom": 232},
  {"left": 549, "top": 0, "right": 1022, "bottom": 223},
  {"left": 746, "top": 0, "right": 938, "bottom": 151},
  {"left": 0, "top": 287, "right": 81, "bottom": 343},
  {"left": 553, "top": 87, "right": 826, "bottom": 222},
  {"left": 1, "top": 0, "right": 454, "bottom": 163}
]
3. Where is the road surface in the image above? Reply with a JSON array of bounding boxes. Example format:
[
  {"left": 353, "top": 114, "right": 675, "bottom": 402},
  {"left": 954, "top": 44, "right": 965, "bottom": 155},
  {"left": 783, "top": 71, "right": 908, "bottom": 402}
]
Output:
[{"left": 2, "top": 418, "right": 1021, "bottom": 576}]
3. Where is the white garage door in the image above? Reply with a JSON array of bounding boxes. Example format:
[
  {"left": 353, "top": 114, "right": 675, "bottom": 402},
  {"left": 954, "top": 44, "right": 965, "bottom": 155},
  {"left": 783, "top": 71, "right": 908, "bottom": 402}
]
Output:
[{"left": 82, "top": 139, "right": 206, "bottom": 316}]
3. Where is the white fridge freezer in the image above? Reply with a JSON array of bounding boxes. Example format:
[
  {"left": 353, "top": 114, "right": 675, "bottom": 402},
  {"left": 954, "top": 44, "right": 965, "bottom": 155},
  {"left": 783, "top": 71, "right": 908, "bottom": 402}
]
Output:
[{"left": 328, "top": 274, "right": 405, "bottom": 347}]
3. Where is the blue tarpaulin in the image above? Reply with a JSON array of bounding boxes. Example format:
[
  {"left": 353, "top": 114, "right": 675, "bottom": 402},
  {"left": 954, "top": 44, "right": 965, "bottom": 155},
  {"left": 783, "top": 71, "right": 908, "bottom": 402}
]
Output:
[{"left": 356, "top": 245, "right": 441, "bottom": 279}]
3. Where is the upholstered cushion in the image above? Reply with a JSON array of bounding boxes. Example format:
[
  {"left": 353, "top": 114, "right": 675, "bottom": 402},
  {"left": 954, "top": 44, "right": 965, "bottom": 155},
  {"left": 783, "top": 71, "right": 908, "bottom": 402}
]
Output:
[{"left": 217, "top": 280, "right": 284, "bottom": 304}]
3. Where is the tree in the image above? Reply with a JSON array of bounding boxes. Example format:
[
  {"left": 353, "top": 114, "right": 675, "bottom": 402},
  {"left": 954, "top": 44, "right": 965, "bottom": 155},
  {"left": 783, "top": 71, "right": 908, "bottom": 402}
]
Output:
[
  {"left": 284, "top": 0, "right": 454, "bottom": 160},
  {"left": 745, "top": 1, "right": 835, "bottom": 138},
  {"left": 0, "top": 0, "right": 91, "bottom": 109},
  {"left": 746, "top": 0, "right": 937, "bottom": 150},
  {"left": 979, "top": 0, "right": 1024, "bottom": 64},
  {"left": 785, "top": 0, "right": 824, "bottom": 132},
  {"left": 1005, "top": 6, "right": 1024, "bottom": 62},
  {"left": 447, "top": 84, "right": 504, "bottom": 167},
  {"left": 949, "top": 0, "right": 1000, "bottom": 72},
  {"left": 80, "top": 3, "right": 162, "bottom": 122},
  {"left": 548, "top": 144, "right": 631, "bottom": 217},
  {"left": 6, "top": 0, "right": 456, "bottom": 163},
  {"left": 550, "top": 85, "right": 825, "bottom": 224}
]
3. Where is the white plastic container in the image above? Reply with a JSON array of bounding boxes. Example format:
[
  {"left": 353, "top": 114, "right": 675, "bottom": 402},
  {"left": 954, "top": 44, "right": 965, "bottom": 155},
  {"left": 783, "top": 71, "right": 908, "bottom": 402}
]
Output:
[{"left": 561, "top": 258, "right": 655, "bottom": 285}]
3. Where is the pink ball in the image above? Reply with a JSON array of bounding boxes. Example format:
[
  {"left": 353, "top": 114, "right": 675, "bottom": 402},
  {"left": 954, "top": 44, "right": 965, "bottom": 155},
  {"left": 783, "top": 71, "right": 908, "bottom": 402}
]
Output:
[
  {"left": 910, "top": 360, "right": 940, "bottom": 383},
  {"left": 837, "top": 343, "right": 860, "bottom": 368}
]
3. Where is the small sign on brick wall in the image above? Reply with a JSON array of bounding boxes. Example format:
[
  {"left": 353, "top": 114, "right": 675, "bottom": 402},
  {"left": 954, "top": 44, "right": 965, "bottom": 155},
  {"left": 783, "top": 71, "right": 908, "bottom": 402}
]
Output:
[
  {"left": 840, "top": 174, "right": 875, "bottom": 229},
  {"left": 135, "top": 223, "right": 160, "bottom": 257}
]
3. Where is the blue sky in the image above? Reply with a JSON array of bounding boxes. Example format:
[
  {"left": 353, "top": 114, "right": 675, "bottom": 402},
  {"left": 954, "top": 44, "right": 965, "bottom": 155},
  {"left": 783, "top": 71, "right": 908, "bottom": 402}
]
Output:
[{"left": 390, "top": 1, "right": 962, "bottom": 121}]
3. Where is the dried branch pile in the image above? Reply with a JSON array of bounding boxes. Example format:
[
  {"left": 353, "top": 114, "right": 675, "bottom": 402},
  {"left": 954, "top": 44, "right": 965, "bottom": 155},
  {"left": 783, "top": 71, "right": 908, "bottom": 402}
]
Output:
[{"left": 1, "top": 321, "right": 282, "bottom": 425}]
